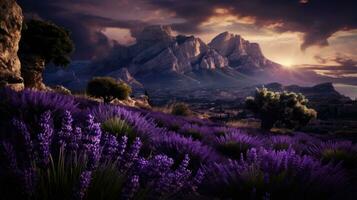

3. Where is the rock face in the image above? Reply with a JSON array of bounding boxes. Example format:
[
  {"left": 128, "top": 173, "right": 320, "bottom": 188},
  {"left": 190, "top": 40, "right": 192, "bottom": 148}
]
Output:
[
  {"left": 129, "top": 27, "right": 228, "bottom": 75},
  {"left": 0, "top": 0, "right": 24, "bottom": 90},
  {"left": 209, "top": 32, "right": 280, "bottom": 74}
]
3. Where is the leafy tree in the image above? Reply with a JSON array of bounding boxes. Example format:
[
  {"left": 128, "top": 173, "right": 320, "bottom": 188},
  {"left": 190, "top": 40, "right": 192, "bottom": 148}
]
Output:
[
  {"left": 245, "top": 88, "right": 317, "bottom": 131},
  {"left": 87, "top": 77, "right": 132, "bottom": 103},
  {"left": 19, "top": 19, "right": 75, "bottom": 66}
]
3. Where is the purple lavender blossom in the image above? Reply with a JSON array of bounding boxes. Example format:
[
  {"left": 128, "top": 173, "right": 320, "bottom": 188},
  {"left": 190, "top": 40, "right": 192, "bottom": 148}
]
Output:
[
  {"left": 57, "top": 110, "right": 73, "bottom": 148},
  {"left": 1, "top": 141, "right": 18, "bottom": 171},
  {"left": 36, "top": 111, "right": 53, "bottom": 167},
  {"left": 121, "top": 175, "right": 140, "bottom": 200},
  {"left": 12, "top": 118, "right": 33, "bottom": 157},
  {"left": 68, "top": 127, "right": 82, "bottom": 152},
  {"left": 76, "top": 170, "right": 92, "bottom": 200},
  {"left": 123, "top": 137, "right": 142, "bottom": 170},
  {"left": 117, "top": 135, "right": 128, "bottom": 160},
  {"left": 82, "top": 114, "right": 102, "bottom": 170},
  {"left": 101, "top": 134, "right": 119, "bottom": 161}
]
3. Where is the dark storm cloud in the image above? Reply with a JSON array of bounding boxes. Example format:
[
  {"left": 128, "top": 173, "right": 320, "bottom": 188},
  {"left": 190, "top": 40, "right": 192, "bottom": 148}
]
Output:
[
  {"left": 17, "top": 0, "right": 147, "bottom": 59},
  {"left": 148, "top": 0, "right": 357, "bottom": 50}
]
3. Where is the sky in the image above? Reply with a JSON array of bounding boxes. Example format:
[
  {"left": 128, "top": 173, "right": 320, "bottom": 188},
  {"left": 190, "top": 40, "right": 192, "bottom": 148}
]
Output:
[{"left": 17, "top": 0, "right": 357, "bottom": 69}]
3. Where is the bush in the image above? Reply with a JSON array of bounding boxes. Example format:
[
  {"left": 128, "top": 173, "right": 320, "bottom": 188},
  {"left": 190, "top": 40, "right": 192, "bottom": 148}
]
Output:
[
  {"left": 86, "top": 77, "right": 132, "bottom": 103},
  {"left": 171, "top": 103, "right": 191, "bottom": 116},
  {"left": 246, "top": 88, "right": 317, "bottom": 131},
  {"left": 101, "top": 117, "right": 135, "bottom": 139}
]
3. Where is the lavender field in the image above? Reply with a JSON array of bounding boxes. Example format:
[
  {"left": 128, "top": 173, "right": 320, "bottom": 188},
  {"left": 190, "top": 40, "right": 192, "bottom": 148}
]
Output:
[{"left": 0, "top": 88, "right": 356, "bottom": 200}]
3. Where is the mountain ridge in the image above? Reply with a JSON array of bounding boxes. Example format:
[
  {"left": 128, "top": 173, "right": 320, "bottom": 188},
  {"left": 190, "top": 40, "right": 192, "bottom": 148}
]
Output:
[{"left": 45, "top": 25, "right": 284, "bottom": 91}]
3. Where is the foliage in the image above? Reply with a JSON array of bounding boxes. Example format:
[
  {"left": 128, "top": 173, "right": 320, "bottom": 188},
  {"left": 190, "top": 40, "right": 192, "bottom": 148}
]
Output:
[
  {"left": 86, "top": 77, "right": 132, "bottom": 103},
  {"left": 246, "top": 88, "right": 317, "bottom": 130},
  {"left": 0, "top": 111, "right": 201, "bottom": 200},
  {"left": 19, "top": 19, "right": 74, "bottom": 66},
  {"left": 101, "top": 117, "right": 135, "bottom": 140},
  {"left": 171, "top": 102, "right": 192, "bottom": 116}
]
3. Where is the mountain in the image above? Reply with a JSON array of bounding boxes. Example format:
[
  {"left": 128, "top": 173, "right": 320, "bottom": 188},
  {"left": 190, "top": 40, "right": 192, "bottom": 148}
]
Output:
[
  {"left": 44, "top": 25, "right": 282, "bottom": 91},
  {"left": 209, "top": 32, "right": 281, "bottom": 74}
]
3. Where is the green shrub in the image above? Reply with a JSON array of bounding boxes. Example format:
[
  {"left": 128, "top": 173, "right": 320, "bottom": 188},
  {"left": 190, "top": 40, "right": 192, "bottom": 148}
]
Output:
[
  {"left": 101, "top": 118, "right": 135, "bottom": 139},
  {"left": 171, "top": 103, "right": 191, "bottom": 116},
  {"left": 87, "top": 77, "right": 132, "bottom": 103},
  {"left": 246, "top": 88, "right": 317, "bottom": 131},
  {"left": 321, "top": 149, "right": 357, "bottom": 169}
]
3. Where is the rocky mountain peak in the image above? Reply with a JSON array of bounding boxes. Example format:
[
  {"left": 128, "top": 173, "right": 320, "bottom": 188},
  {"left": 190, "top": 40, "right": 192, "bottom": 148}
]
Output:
[{"left": 209, "top": 31, "right": 280, "bottom": 73}]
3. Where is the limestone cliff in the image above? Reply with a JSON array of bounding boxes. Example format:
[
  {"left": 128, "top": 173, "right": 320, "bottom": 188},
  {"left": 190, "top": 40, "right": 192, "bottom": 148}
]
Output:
[{"left": 0, "top": 0, "right": 24, "bottom": 90}]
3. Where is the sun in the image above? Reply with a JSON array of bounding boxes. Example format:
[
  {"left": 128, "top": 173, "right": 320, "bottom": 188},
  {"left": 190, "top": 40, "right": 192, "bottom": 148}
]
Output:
[{"left": 280, "top": 58, "right": 295, "bottom": 69}]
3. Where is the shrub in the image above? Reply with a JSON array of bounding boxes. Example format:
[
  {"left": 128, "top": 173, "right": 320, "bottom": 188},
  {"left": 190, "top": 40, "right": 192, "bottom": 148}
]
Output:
[
  {"left": 246, "top": 88, "right": 317, "bottom": 131},
  {"left": 86, "top": 77, "right": 132, "bottom": 103},
  {"left": 216, "top": 133, "right": 262, "bottom": 160},
  {"left": 171, "top": 103, "right": 191, "bottom": 116},
  {"left": 101, "top": 117, "right": 135, "bottom": 139}
]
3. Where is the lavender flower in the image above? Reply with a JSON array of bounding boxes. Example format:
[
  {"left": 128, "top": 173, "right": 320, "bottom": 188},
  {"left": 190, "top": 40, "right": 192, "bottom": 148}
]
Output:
[
  {"left": 117, "top": 135, "right": 128, "bottom": 161},
  {"left": 101, "top": 134, "right": 119, "bottom": 161},
  {"left": 36, "top": 111, "right": 53, "bottom": 167},
  {"left": 75, "top": 170, "right": 92, "bottom": 200},
  {"left": 68, "top": 127, "right": 82, "bottom": 152},
  {"left": 1, "top": 141, "right": 18, "bottom": 171},
  {"left": 121, "top": 175, "right": 140, "bottom": 200},
  {"left": 58, "top": 110, "right": 73, "bottom": 148},
  {"left": 125, "top": 137, "right": 142, "bottom": 167},
  {"left": 82, "top": 114, "right": 102, "bottom": 170}
]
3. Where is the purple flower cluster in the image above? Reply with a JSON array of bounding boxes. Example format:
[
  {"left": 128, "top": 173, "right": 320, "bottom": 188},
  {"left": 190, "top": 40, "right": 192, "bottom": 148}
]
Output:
[{"left": 1, "top": 88, "right": 357, "bottom": 200}]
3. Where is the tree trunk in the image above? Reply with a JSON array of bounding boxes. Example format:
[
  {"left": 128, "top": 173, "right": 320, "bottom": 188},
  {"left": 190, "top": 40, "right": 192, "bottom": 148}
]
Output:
[{"left": 20, "top": 55, "right": 46, "bottom": 90}]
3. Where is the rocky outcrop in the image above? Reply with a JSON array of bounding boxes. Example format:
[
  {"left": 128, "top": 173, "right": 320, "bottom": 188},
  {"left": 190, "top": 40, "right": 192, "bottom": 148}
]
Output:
[
  {"left": 0, "top": 0, "right": 24, "bottom": 90},
  {"left": 209, "top": 32, "right": 280, "bottom": 73},
  {"left": 130, "top": 29, "right": 229, "bottom": 75}
]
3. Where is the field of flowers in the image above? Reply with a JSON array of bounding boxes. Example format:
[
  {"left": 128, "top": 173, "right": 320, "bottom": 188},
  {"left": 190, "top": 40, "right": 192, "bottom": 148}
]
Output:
[{"left": 0, "top": 88, "right": 356, "bottom": 200}]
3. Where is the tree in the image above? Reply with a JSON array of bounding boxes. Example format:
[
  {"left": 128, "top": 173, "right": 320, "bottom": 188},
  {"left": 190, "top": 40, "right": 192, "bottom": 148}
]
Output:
[
  {"left": 19, "top": 19, "right": 74, "bottom": 88},
  {"left": 245, "top": 88, "right": 317, "bottom": 131},
  {"left": 87, "top": 77, "right": 132, "bottom": 103}
]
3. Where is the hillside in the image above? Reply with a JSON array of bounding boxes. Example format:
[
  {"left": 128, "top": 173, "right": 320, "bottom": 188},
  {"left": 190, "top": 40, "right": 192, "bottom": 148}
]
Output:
[{"left": 1, "top": 88, "right": 356, "bottom": 199}]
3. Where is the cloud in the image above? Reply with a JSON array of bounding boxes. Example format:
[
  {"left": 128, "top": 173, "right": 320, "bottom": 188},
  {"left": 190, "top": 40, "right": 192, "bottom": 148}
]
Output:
[
  {"left": 314, "top": 54, "right": 357, "bottom": 66},
  {"left": 17, "top": 0, "right": 357, "bottom": 58},
  {"left": 147, "top": 0, "right": 357, "bottom": 50},
  {"left": 17, "top": 0, "right": 147, "bottom": 59}
]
